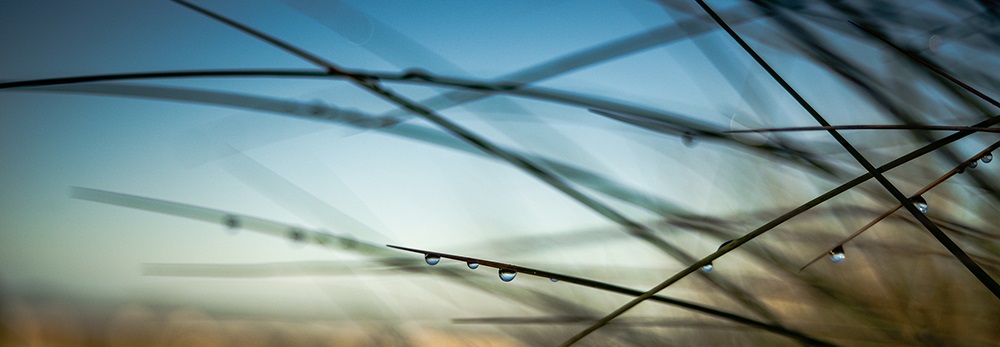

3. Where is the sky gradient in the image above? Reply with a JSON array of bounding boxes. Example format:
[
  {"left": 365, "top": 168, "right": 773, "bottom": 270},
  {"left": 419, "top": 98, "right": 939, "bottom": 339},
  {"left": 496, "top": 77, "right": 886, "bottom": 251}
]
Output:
[{"left": 2, "top": 0, "right": 999, "bottom": 345}]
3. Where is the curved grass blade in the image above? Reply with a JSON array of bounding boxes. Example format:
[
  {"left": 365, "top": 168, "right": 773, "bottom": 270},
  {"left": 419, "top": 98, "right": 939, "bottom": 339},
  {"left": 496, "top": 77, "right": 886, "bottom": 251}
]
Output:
[
  {"left": 0, "top": 67, "right": 829, "bottom": 174},
  {"left": 454, "top": 316, "right": 752, "bottom": 329},
  {"left": 800, "top": 141, "right": 1000, "bottom": 271},
  {"left": 386, "top": 245, "right": 835, "bottom": 346},
  {"left": 44, "top": 82, "right": 399, "bottom": 127},
  {"left": 727, "top": 125, "right": 1000, "bottom": 134}
]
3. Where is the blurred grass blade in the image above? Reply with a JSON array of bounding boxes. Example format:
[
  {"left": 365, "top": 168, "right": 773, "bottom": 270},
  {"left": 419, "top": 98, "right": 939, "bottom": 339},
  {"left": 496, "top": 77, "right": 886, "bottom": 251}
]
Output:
[
  {"left": 70, "top": 187, "right": 392, "bottom": 257},
  {"left": 34, "top": 82, "right": 681, "bottom": 217},
  {"left": 219, "top": 148, "right": 391, "bottom": 243},
  {"left": 848, "top": 21, "right": 1000, "bottom": 108},
  {"left": 143, "top": 259, "right": 417, "bottom": 277},
  {"left": 166, "top": 0, "right": 788, "bottom": 323}
]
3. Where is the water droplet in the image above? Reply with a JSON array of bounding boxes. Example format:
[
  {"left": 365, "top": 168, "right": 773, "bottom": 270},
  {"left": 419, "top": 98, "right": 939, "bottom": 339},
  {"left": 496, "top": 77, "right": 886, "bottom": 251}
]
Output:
[
  {"left": 289, "top": 229, "right": 305, "bottom": 242},
  {"left": 969, "top": 160, "right": 978, "bottom": 169},
  {"left": 467, "top": 262, "right": 479, "bottom": 269},
  {"left": 910, "top": 195, "right": 928, "bottom": 214},
  {"left": 830, "top": 245, "right": 846, "bottom": 263},
  {"left": 499, "top": 269, "right": 517, "bottom": 282},
  {"left": 308, "top": 101, "right": 327, "bottom": 116},
  {"left": 957, "top": 165, "right": 966, "bottom": 174},
  {"left": 341, "top": 13, "right": 374, "bottom": 45},
  {"left": 928, "top": 35, "right": 942, "bottom": 53},
  {"left": 701, "top": 240, "right": 731, "bottom": 273},
  {"left": 682, "top": 133, "right": 697, "bottom": 147},
  {"left": 550, "top": 278, "right": 559, "bottom": 282},
  {"left": 402, "top": 68, "right": 430, "bottom": 80},
  {"left": 425, "top": 254, "right": 441, "bottom": 266},
  {"left": 223, "top": 215, "right": 240, "bottom": 233},
  {"left": 982, "top": 152, "right": 993, "bottom": 163}
]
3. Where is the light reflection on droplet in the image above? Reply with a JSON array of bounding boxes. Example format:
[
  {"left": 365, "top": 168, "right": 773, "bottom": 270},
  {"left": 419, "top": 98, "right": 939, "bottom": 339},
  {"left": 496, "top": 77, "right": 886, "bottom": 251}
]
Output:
[
  {"left": 982, "top": 152, "right": 993, "bottom": 163},
  {"left": 467, "top": 262, "right": 479, "bottom": 269},
  {"left": 910, "top": 195, "right": 928, "bottom": 214},
  {"left": 499, "top": 269, "right": 517, "bottom": 282},
  {"left": 830, "top": 245, "right": 846, "bottom": 263},
  {"left": 425, "top": 254, "right": 441, "bottom": 266},
  {"left": 701, "top": 240, "right": 733, "bottom": 273}
]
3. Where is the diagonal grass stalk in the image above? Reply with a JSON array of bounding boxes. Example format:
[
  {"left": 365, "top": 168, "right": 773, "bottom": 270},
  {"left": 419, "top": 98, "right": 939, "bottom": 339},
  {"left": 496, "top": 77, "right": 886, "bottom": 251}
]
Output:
[
  {"left": 562, "top": 0, "right": 1000, "bottom": 343},
  {"left": 387, "top": 244, "right": 834, "bottom": 346},
  {"left": 727, "top": 125, "right": 1000, "bottom": 134},
  {"left": 799, "top": 141, "right": 1000, "bottom": 271},
  {"left": 169, "top": 0, "right": 794, "bottom": 324}
]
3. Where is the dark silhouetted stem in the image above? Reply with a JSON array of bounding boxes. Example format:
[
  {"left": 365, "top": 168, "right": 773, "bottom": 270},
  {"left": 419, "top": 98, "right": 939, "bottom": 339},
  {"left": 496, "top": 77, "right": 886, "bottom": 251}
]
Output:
[
  {"left": 800, "top": 141, "right": 1000, "bottom": 271},
  {"left": 727, "top": 125, "right": 1000, "bottom": 134},
  {"left": 387, "top": 245, "right": 835, "bottom": 347},
  {"left": 561, "top": 0, "right": 1000, "bottom": 344}
]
